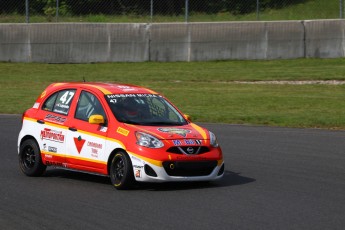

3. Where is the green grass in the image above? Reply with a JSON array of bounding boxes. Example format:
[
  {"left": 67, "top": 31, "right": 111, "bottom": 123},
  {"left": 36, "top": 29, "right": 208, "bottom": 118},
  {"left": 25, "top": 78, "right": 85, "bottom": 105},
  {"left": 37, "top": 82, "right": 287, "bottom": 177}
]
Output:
[
  {"left": 257, "top": 0, "right": 339, "bottom": 21},
  {"left": 1, "top": 59, "right": 345, "bottom": 129}
]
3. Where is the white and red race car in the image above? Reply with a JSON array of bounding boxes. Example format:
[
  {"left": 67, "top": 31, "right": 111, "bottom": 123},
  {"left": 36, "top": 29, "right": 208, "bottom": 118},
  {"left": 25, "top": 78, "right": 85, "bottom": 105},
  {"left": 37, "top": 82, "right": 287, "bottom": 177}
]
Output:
[{"left": 18, "top": 82, "right": 224, "bottom": 189}]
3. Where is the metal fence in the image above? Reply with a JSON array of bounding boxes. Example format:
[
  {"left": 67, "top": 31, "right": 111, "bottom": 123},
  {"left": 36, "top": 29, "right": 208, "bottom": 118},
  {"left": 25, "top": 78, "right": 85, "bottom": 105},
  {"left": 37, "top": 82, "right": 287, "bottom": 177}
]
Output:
[{"left": 0, "top": 0, "right": 344, "bottom": 23}]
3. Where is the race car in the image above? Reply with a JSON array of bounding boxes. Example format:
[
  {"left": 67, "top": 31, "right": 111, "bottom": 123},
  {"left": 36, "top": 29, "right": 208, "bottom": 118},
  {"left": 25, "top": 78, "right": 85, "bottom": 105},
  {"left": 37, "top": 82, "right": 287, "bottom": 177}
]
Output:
[{"left": 18, "top": 82, "right": 224, "bottom": 189}]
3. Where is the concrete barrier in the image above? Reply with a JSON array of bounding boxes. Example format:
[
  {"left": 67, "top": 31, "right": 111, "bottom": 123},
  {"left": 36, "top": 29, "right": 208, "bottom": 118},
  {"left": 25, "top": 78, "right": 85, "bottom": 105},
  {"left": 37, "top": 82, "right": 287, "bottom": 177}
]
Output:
[
  {"left": 150, "top": 21, "right": 304, "bottom": 61},
  {"left": 189, "top": 22, "right": 269, "bottom": 60},
  {"left": 0, "top": 23, "right": 149, "bottom": 63},
  {"left": 0, "top": 24, "right": 30, "bottom": 62},
  {"left": 0, "top": 20, "right": 344, "bottom": 63},
  {"left": 30, "top": 23, "right": 109, "bottom": 63},
  {"left": 304, "top": 19, "right": 345, "bottom": 58},
  {"left": 264, "top": 21, "right": 305, "bottom": 59},
  {"left": 149, "top": 23, "right": 190, "bottom": 62}
]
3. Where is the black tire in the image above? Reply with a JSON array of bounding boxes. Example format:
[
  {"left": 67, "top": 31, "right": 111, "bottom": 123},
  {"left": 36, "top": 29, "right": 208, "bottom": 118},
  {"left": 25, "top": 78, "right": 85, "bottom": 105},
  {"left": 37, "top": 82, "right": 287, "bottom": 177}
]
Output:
[
  {"left": 109, "top": 151, "right": 135, "bottom": 190},
  {"left": 19, "top": 139, "right": 46, "bottom": 176}
]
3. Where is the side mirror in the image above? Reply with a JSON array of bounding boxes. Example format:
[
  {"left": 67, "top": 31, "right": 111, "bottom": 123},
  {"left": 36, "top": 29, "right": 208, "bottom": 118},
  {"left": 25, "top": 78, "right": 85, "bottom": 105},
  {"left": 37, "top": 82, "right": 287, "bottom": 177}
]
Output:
[
  {"left": 184, "top": 114, "right": 192, "bottom": 122},
  {"left": 89, "top": 114, "right": 105, "bottom": 124}
]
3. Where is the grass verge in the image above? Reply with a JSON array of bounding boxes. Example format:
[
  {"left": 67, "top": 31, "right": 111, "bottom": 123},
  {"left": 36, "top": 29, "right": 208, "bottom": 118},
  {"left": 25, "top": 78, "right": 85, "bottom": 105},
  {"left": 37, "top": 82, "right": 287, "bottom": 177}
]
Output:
[{"left": 1, "top": 59, "right": 345, "bottom": 129}]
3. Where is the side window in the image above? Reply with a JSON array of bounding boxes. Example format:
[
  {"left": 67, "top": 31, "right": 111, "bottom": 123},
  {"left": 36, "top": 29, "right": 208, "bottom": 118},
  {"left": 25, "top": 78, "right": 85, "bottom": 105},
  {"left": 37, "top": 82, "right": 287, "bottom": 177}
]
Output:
[
  {"left": 42, "top": 89, "right": 76, "bottom": 115},
  {"left": 75, "top": 91, "right": 106, "bottom": 122},
  {"left": 42, "top": 94, "right": 58, "bottom": 111}
]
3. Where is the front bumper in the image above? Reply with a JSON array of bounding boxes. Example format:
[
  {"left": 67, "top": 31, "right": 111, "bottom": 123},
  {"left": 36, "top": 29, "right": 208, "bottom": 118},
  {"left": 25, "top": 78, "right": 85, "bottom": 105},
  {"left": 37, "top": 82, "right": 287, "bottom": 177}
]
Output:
[{"left": 129, "top": 152, "right": 224, "bottom": 183}]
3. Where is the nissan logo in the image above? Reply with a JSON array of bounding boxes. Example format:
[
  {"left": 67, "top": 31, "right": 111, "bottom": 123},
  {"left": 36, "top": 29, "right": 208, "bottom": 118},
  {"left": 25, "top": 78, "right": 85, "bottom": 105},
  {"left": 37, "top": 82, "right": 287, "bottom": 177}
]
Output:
[{"left": 186, "top": 147, "right": 194, "bottom": 154}]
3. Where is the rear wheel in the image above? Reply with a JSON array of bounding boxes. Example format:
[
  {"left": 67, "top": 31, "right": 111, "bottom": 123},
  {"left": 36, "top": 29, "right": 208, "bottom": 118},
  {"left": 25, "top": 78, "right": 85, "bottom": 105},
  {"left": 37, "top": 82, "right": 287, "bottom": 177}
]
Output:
[
  {"left": 109, "top": 151, "right": 135, "bottom": 190},
  {"left": 19, "top": 139, "right": 46, "bottom": 176}
]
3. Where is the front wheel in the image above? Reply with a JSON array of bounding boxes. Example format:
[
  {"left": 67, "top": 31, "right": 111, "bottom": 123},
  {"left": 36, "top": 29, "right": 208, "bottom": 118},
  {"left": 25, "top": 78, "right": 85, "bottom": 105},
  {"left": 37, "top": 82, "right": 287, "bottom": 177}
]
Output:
[
  {"left": 109, "top": 151, "right": 135, "bottom": 190},
  {"left": 19, "top": 139, "right": 46, "bottom": 176}
]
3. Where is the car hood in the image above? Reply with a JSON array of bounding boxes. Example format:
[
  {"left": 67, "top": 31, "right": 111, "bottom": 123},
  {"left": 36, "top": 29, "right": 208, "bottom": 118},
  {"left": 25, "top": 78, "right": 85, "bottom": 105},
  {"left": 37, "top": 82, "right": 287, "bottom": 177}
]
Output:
[{"left": 127, "top": 123, "right": 209, "bottom": 140}]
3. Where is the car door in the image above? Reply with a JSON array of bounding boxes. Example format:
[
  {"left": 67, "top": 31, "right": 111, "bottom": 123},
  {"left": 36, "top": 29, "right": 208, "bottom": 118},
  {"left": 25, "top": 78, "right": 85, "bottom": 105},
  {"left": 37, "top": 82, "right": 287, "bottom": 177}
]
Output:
[
  {"left": 65, "top": 90, "right": 108, "bottom": 174},
  {"left": 35, "top": 88, "right": 77, "bottom": 166}
]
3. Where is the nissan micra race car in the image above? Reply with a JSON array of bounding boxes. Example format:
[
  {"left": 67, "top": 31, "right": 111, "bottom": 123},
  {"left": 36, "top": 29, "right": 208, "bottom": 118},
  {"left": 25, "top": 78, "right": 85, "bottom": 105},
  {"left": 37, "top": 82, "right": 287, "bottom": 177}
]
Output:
[{"left": 18, "top": 82, "right": 224, "bottom": 189}]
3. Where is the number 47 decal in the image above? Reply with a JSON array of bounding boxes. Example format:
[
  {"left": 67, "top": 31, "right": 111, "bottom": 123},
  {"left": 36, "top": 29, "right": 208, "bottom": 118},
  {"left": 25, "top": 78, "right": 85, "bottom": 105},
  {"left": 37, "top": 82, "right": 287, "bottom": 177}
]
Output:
[{"left": 60, "top": 91, "right": 75, "bottom": 104}]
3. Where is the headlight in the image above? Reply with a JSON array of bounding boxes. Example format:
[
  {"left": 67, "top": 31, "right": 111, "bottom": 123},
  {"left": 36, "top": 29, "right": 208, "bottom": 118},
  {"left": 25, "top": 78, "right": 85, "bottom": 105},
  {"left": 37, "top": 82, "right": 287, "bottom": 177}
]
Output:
[
  {"left": 135, "top": 132, "right": 164, "bottom": 148},
  {"left": 209, "top": 131, "right": 219, "bottom": 148}
]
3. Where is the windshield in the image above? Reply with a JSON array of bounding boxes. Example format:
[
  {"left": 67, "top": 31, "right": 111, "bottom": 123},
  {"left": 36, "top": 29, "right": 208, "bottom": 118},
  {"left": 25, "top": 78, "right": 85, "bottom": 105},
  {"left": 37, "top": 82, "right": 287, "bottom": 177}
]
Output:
[{"left": 105, "top": 94, "right": 188, "bottom": 126}]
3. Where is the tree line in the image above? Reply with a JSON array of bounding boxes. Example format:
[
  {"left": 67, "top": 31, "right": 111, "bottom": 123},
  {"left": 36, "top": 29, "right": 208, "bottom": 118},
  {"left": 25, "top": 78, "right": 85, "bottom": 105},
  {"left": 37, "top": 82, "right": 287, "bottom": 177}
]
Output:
[{"left": 0, "top": 0, "right": 308, "bottom": 16}]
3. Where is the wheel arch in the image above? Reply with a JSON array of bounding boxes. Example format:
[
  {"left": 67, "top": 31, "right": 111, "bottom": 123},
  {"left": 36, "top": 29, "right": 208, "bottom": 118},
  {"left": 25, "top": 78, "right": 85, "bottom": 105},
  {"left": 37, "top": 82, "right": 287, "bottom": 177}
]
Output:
[
  {"left": 107, "top": 148, "right": 129, "bottom": 175},
  {"left": 19, "top": 135, "right": 40, "bottom": 153}
]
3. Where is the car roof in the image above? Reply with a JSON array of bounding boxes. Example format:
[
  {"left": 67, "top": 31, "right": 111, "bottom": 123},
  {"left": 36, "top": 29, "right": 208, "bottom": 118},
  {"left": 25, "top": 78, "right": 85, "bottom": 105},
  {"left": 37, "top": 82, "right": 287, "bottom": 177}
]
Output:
[{"left": 46, "top": 82, "right": 158, "bottom": 95}]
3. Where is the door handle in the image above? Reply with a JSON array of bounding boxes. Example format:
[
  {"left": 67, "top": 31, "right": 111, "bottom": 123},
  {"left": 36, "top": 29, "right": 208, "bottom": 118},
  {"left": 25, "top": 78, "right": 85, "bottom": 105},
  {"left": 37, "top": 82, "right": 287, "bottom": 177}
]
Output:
[
  {"left": 69, "top": 127, "right": 77, "bottom": 132},
  {"left": 37, "top": 120, "right": 45, "bottom": 124}
]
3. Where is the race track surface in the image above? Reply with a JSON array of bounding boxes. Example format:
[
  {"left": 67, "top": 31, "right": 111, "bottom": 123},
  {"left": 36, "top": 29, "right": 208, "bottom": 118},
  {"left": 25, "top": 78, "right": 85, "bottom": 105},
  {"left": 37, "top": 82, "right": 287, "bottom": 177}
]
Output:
[{"left": 1, "top": 115, "right": 345, "bottom": 230}]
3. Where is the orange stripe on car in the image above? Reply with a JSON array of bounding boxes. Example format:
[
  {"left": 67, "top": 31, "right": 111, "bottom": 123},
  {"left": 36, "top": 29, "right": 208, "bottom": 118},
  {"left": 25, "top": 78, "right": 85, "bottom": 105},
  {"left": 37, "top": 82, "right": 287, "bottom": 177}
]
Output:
[
  {"left": 190, "top": 123, "right": 208, "bottom": 140},
  {"left": 128, "top": 151, "right": 163, "bottom": 167},
  {"left": 84, "top": 84, "right": 112, "bottom": 95},
  {"left": 42, "top": 150, "right": 107, "bottom": 165},
  {"left": 52, "top": 83, "right": 68, "bottom": 87}
]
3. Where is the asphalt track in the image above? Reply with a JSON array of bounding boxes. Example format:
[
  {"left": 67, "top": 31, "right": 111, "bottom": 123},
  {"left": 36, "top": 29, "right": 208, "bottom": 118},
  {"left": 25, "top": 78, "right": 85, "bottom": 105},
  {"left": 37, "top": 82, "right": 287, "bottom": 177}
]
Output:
[{"left": 1, "top": 114, "right": 345, "bottom": 230}]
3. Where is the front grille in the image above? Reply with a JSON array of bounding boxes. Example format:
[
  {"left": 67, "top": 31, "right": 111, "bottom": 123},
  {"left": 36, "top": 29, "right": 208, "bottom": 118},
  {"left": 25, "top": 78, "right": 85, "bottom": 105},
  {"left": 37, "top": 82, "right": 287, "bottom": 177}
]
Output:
[
  {"left": 163, "top": 161, "right": 217, "bottom": 177},
  {"left": 167, "top": 146, "right": 210, "bottom": 155}
]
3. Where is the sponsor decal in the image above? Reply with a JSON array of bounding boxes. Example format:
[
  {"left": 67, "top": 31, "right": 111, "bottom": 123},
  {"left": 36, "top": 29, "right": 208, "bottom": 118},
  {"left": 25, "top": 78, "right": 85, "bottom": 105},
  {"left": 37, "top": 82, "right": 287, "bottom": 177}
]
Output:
[
  {"left": 91, "top": 148, "right": 98, "bottom": 158},
  {"left": 99, "top": 126, "right": 108, "bottom": 132},
  {"left": 135, "top": 169, "right": 141, "bottom": 178},
  {"left": 173, "top": 140, "right": 182, "bottom": 146},
  {"left": 107, "top": 94, "right": 159, "bottom": 99},
  {"left": 33, "top": 102, "right": 40, "bottom": 109},
  {"left": 117, "top": 127, "right": 130, "bottom": 136},
  {"left": 53, "top": 108, "right": 68, "bottom": 115},
  {"left": 133, "top": 165, "right": 143, "bottom": 169},
  {"left": 173, "top": 139, "right": 202, "bottom": 146},
  {"left": 133, "top": 165, "right": 143, "bottom": 178},
  {"left": 45, "top": 114, "right": 66, "bottom": 124},
  {"left": 184, "top": 139, "right": 195, "bottom": 145},
  {"left": 48, "top": 146, "right": 57, "bottom": 153},
  {"left": 46, "top": 161, "right": 65, "bottom": 167},
  {"left": 158, "top": 128, "right": 191, "bottom": 137},
  {"left": 87, "top": 141, "right": 102, "bottom": 158},
  {"left": 73, "top": 136, "right": 86, "bottom": 154},
  {"left": 117, "top": 85, "right": 135, "bottom": 92},
  {"left": 40, "top": 128, "right": 65, "bottom": 143},
  {"left": 87, "top": 141, "right": 102, "bottom": 149},
  {"left": 55, "top": 103, "right": 69, "bottom": 109}
]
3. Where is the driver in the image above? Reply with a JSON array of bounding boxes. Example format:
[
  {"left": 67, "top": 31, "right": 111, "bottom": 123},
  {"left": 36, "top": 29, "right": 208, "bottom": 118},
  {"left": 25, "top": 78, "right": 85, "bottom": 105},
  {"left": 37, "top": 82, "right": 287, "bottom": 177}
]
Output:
[
  {"left": 112, "top": 97, "right": 150, "bottom": 122},
  {"left": 124, "top": 101, "right": 139, "bottom": 119}
]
